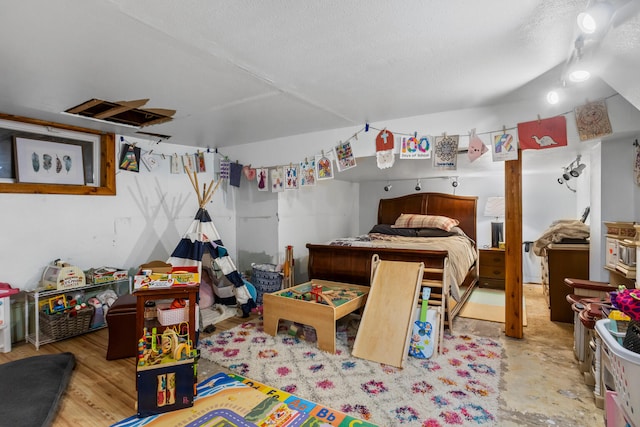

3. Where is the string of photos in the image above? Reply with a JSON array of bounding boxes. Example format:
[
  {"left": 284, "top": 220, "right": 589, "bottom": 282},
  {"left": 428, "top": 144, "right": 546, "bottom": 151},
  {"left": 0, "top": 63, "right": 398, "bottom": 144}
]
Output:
[{"left": 118, "top": 95, "right": 634, "bottom": 190}]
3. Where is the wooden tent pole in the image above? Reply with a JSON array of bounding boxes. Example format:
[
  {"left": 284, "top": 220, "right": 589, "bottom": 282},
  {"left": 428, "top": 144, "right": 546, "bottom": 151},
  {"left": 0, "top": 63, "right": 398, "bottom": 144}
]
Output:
[{"left": 184, "top": 166, "right": 200, "bottom": 202}]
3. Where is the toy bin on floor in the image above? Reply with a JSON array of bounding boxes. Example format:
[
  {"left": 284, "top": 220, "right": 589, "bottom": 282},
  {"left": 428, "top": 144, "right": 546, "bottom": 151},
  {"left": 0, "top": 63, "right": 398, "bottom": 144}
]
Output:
[
  {"left": 136, "top": 360, "right": 195, "bottom": 417},
  {"left": 251, "top": 263, "right": 282, "bottom": 304},
  {"left": 596, "top": 319, "right": 640, "bottom": 427}
]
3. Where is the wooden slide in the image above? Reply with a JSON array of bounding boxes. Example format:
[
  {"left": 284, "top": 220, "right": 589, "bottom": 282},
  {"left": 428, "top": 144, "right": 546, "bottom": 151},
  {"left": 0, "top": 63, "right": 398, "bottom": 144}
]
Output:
[{"left": 352, "top": 255, "right": 424, "bottom": 368}]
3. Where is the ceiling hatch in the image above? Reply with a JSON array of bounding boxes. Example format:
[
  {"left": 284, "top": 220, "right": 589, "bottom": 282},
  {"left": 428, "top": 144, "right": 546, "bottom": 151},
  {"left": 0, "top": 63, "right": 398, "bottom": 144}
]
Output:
[{"left": 64, "top": 98, "right": 175, "bottom": 128}]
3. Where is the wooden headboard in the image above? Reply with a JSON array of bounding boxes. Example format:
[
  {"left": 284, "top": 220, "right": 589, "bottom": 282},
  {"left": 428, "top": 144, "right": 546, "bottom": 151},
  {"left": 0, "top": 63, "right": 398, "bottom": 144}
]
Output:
[{"left": 377, "top": 192, "right": 478, "bottom": 243}]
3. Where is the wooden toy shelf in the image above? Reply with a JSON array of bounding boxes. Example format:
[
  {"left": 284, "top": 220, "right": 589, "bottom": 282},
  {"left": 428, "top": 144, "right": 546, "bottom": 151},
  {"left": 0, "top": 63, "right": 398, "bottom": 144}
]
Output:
[{"left": 24, "top": 278, "right": 129, "bottom": 350}]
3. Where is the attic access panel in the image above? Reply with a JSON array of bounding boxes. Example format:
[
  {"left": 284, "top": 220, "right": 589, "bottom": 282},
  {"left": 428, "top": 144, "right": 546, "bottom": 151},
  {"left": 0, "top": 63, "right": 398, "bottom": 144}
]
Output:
[{"left": 65, "top": 98, "right": 175, "bottom": 128}]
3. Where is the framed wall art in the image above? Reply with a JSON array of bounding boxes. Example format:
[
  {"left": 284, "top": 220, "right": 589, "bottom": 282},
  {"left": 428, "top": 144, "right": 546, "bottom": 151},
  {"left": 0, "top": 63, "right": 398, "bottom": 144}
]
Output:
[
  {"left": 0, "top": 113, "right": 116, "bottom": 195},
  {"left": 14, "top": 137, "right": 85, "bottom": 185}
]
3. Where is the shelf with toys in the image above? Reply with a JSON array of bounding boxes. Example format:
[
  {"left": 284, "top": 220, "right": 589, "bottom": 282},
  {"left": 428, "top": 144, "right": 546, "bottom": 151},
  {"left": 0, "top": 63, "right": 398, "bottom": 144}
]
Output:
[
  {"left": 24, "top": 269, "right": 129, "bottom": 350},
  {"left": 133, "top": 286, "right": 200, "bottom": 417}
]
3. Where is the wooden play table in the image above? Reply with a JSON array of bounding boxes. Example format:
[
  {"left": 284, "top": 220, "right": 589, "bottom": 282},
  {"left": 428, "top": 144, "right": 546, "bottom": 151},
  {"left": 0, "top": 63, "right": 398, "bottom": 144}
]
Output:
[{"left": 262, "top": 280, "right": 369, "bottom": 353}]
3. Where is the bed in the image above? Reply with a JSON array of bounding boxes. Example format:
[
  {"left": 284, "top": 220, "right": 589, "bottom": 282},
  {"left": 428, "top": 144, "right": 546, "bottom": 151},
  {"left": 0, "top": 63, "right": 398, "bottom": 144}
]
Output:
[{"left": 306, "top": 192, "right": 479, "bottom": 327}]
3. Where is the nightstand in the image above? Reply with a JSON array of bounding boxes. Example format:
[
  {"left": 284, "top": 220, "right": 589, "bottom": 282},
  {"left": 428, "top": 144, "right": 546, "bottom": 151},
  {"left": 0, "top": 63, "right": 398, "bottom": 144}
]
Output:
[{"left": 478, "top": 248, "right": 505, "bottom": 289}]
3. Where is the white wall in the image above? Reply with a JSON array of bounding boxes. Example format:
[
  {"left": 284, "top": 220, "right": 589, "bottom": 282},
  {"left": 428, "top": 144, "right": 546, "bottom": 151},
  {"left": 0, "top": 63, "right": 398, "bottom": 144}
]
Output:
[
  {"left": 591, "top": 137, "right": 640, "bottom": 282},
  {"left": 231, "top": 176, "right": 360, "bottom": 283},
  {"left": 3, "top": 94, "right": 640, "bottom": 292},
  {"left": 278, "top": 180, "right": 359, "bottom": 283},
  {"left": 0, "top": 138, "right": 236, "bottom": 291}
]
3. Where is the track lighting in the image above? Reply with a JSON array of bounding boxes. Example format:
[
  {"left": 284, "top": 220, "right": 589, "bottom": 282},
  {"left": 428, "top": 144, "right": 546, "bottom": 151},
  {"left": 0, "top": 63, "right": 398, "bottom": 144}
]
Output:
[
  {"left": 566, "top": 40, "right": 592, "bottom": 83},
  {"left": 384, "top": 183, "right": 392, "bottom": 192},
  {"left": 415, "top": 179, "right": 422, "bottom": 192},
  {"left": 557, "top": 155, "right": 586, "bottom": 186},
  {"left": 570, "top": 163, "right": 586, "bottom": 177}
]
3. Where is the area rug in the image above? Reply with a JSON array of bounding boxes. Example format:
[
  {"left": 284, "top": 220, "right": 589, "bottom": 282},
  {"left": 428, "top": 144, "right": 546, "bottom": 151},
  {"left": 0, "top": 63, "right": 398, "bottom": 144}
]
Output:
[
  {"left": 458, "top": 288, "right": 528, "bottom": 325},
  {"left": 0, "top": 352, "right": 75, "bottom": 427},
  {"left": 112, "top": 371, "right": 373, "bottom": 426},
  {"left": 199, "top": 318, "right": 502, "bottom": 426}
]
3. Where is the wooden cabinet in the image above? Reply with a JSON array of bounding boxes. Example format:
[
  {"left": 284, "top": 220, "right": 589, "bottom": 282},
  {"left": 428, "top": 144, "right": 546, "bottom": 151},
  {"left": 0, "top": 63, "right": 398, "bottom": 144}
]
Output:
[
  {"left": 478, "top": 248, "right": 505, "bottom": 289},
  {"left": 604, "top": 222, "right": 637, "bottom": 288},
  {"left": 133, "top": 286, "right": 199, "bottom": 348},
  {"left": 546, "top": 244, "right": 589, "bottom": 323}
]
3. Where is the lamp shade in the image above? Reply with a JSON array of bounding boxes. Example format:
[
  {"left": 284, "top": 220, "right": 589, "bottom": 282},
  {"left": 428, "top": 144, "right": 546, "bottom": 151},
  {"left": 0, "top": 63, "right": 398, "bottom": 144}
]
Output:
[{"left": 484, "top": 196, "right": 505, "bottom": 218}]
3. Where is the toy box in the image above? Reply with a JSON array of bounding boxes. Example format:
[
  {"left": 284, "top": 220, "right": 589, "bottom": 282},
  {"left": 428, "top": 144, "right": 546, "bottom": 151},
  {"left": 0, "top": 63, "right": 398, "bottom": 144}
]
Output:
[
  {"left": 134, "top": 275, "right": 173, "bottom": 289},
  {"left": 171, "top": 271, "right": 199, "bottom": 285},
  {"left": 41, "top": 262, "right": 86, "bottom": 290},
  {"left": 86, "top": 267, "right": 128, "bottom": 284}
]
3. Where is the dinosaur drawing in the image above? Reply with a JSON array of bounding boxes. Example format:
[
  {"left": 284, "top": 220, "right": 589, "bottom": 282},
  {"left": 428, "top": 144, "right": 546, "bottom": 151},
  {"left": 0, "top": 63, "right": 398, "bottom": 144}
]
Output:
[{"left": 531, "top": 135, "right": 557, "bottom": 147}]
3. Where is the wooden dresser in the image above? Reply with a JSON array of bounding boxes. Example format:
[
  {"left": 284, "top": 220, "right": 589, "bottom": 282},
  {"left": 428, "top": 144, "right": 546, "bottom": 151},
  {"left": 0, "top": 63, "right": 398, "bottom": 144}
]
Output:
[
  {"left": 478, "top": 248, "right": 505, "bottom": 289},
  {"left": 546, "top": 244, "right": 589, "bottom": 323}
]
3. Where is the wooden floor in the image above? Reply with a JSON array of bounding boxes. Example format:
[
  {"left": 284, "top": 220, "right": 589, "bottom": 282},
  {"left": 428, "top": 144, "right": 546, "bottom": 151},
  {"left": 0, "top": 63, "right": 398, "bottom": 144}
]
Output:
[{"left": 0, "top": 315, "right": 252, "bottom": 427}]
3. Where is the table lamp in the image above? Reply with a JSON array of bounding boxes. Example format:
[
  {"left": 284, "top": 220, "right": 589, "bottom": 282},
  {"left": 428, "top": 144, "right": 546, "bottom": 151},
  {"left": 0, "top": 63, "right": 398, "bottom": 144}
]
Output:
[{"left": 484, "top": 196, "right": 505, "bottom": 248}]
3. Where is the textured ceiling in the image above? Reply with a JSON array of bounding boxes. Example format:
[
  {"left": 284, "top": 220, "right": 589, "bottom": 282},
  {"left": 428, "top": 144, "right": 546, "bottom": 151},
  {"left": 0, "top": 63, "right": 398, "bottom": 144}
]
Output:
[{"left": 0, "top": 1, "right": 638, "bottom": 168}]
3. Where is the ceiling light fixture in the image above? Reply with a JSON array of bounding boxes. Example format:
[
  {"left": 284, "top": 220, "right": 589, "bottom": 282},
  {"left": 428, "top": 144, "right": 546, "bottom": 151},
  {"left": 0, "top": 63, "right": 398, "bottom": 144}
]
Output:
[
  {"left": 384, "top": 182, "right": 392, "bottom": 192},
  {"left": 577, "top": 1, "right": 614, "bottom": 35},
  {"left": 570, "top": 155, "right": 586, "bottom": 177},
  {"left": 415, "top": 179, "right": 422, "bottom": 192},
  {"left": 568, "top": 68, "right": 591, "bottom": 83},
  {"left": 546, "top": 89, "right": 560, "bottom": 105},
  {"left": 566, "top": 38, "right": 592, "bottom": 83},
  {"left": 557, "top": 155, "right": 586, "bottom": 185}
]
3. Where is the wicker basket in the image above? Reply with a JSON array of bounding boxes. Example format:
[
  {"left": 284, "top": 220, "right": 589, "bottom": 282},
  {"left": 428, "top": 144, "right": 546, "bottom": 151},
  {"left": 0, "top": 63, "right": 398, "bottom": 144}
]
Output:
[
  {"left": 251, "top": 263, "right": 282, "bottom": 304},
  {"left": 157, "top": 303, "right": 188, "bottom": 326},
  {"left": 39, "top": 306, "right": 94, "bottom": 340}
]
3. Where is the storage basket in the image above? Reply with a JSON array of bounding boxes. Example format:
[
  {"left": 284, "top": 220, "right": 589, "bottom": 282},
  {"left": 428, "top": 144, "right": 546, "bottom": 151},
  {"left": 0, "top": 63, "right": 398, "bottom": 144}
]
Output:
[
  {"left": 156, "top": 303, "right": 188, "bottom": 326},
  {"left": 39, "top": 305, "right": 94, "bottom": 340},
  {"left": 596, "top": 319, "right": 640, "bottom": 426},
  {"left": 251, "top": 263, "right": 282, "bottom": 304}
]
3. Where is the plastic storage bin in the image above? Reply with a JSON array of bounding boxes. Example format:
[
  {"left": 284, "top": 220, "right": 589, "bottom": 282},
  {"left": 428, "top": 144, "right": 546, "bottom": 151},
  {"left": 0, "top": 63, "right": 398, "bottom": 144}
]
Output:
[{"left": 596, "top": 319, "right": 640, "bottom": 426}]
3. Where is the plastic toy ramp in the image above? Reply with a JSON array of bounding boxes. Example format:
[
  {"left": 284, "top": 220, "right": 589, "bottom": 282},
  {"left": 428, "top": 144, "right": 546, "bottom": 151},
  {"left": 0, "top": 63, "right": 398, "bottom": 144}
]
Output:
[{"left": 352, "top": 256, "right": 424, "bottom": 368}]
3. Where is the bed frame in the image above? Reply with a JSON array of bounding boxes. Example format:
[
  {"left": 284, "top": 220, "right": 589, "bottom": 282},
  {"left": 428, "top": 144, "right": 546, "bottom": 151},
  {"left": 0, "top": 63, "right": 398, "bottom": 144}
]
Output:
[{"left": 306, "top": 192, "right": 479, "bottom": 326}]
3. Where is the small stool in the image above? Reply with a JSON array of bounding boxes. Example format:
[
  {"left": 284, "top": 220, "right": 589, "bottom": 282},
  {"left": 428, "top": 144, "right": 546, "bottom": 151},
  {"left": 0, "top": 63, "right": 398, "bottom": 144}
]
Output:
[{"left": 105, "top": 293, "right": 138, "bottom": 360}]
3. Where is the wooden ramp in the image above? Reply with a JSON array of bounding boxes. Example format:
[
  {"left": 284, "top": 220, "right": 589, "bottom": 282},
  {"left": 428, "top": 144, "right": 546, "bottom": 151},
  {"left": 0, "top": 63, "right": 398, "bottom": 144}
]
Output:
[{"left": 352, "top": 256, "right": 424, "bottom": 368}]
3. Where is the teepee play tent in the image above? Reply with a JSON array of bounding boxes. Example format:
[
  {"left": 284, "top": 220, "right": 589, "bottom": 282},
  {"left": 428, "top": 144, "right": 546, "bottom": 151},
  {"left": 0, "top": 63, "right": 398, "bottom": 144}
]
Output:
[{"left": 167, "top": 168, "right": 256, "bottom": 317}]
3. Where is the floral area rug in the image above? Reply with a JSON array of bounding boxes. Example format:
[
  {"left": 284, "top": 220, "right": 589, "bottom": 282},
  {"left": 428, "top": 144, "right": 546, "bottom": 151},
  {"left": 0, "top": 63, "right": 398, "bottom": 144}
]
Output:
[{"left": 198, "top": 317, "right": 502, "bottom": 426}]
